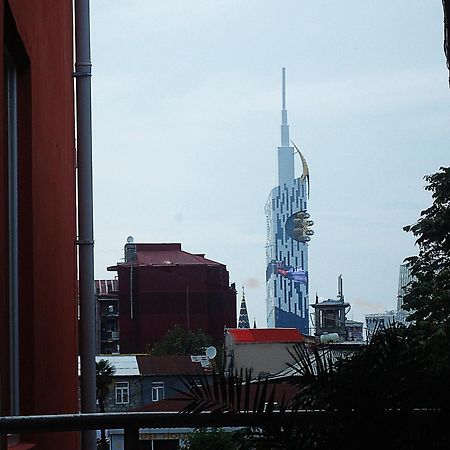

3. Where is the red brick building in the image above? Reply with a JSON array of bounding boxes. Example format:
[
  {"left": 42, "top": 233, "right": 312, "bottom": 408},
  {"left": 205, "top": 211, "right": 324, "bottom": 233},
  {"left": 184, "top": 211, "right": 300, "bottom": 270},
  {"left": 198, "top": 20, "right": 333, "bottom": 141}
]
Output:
[
  {"left": 0, "top": 2, "right": 78, "bottom": 449},
  {"left": 108, "top": 242, "right": 237, "bottom": 353}
]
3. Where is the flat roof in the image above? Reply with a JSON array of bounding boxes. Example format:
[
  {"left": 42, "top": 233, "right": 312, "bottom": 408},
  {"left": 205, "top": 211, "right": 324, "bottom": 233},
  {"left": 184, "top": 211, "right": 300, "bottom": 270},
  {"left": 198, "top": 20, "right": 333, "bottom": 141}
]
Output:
[{"left": 227, "top": 328, "right": 304, "bottom": 344}]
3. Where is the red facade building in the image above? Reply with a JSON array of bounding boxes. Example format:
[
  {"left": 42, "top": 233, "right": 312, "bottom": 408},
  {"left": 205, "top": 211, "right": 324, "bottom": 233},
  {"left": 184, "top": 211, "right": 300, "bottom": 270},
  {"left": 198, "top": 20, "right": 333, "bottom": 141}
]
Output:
[
  {"left": 109, "top": 243, "right": 237, "bottom": 353},
  {"left": 0, "top": 2, "right": 78, "bottom": 449}
]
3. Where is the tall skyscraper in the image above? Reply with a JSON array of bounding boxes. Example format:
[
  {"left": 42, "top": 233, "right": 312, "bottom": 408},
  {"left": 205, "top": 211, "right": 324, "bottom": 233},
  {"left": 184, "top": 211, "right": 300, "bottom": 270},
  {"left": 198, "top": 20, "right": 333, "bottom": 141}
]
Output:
[
  {"left": 265, "top": 68, "right": 312, "bottom": 334},
  {"left": 397, "top": 263, "right": 413, "bottom": 310}
]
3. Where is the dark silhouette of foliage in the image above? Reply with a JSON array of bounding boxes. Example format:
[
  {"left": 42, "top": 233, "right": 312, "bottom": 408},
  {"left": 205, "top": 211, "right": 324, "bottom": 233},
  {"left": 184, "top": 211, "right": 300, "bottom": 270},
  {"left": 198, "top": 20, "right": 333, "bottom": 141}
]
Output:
[
  {"left": 179, "top": 167, "right": 450, "bottom": 448},
  {"left": 180, "top": 324, "right": 450, "bottom": 449},
  {"left": 403, "top": 166, "right": 450, "bottom": 326},
  {"left": 179, "top": 428, "right": 239, "bottom": 450},
  {"left": 443, "top": 0, "right": 450, "bottom": 85},
  {"left": 148, "top": 324, "right": 213, "bottom": 356},
  {"left": 96, "top": 359, "right": 115, "bottom": 450},
  {"left": 401, "top": 166, "right": 450, "bottom": 421},
  {"left": 180, "top": 368, "right": 278, "bottom": 415}
]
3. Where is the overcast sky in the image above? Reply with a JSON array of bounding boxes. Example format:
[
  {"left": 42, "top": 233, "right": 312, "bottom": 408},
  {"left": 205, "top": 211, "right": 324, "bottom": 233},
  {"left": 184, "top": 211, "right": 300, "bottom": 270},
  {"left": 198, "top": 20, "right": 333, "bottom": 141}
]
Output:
[{"left": 91, "top": 1, "right": 449, "bottom": 329}]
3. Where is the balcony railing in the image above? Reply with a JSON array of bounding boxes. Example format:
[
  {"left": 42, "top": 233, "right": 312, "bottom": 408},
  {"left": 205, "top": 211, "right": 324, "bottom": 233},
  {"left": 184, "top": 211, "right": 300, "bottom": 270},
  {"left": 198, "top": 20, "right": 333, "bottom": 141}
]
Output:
[
  {"left": 100, "top": 330, "right": 120, "bottom": 342},
  {"left": 0, "top": 409, "right": 446, "bottom": 450},
  {"left": 109, "top": 331, "right": 119, "bottom": 340}
]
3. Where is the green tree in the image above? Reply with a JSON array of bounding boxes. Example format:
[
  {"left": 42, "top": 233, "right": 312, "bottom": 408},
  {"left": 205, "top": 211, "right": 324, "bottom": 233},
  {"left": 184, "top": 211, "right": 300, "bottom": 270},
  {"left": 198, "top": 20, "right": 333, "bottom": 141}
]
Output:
[
  {"left": 148, "top": 324, "right": 213, "bottom": 356},
  {"left": 403, "top": 166, "right": 450, "bottom": 326},
  {"left": 96, "top": 359, "right": 116, "bottom": 450},
  {"left": 402, "top": 166, "right": 450, "bottom": 411}
]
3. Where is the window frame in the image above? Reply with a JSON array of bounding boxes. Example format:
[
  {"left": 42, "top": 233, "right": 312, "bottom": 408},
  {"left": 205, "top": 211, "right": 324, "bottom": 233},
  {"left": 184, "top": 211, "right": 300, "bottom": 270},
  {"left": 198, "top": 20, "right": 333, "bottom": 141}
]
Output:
[
  {"left": 151, "top": 381, "right": 165, "bottom": 402},
  {"left": 115, "top": 381, "right": 130, "bottom": 405}
]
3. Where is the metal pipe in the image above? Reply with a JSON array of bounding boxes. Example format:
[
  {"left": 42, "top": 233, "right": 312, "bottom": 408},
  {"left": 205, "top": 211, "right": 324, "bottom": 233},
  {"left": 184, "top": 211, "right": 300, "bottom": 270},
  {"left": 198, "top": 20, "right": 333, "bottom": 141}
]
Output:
[
  {"left": 6, "top": 52, "right": 20, "bottom": 416},
  {"left": 74, "top": 0, "right": 96, "bottom": 449}
]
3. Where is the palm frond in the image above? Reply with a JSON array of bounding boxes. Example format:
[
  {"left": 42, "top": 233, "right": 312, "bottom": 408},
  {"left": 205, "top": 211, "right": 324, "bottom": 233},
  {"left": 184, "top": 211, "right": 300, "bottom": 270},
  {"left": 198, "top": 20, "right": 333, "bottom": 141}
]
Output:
[{"left": 178, "top": 367, "right": 283, "bottom": 417}]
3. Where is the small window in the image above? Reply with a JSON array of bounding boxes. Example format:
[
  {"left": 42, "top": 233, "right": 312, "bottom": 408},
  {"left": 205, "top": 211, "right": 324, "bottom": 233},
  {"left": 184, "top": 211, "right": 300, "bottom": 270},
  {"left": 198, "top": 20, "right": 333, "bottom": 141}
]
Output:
[
  {"left": 115, "top": 381, "right": 129, "bottom": 404},
  {"left": 152, "top": 382, "right": 165, "bottom": 402}
]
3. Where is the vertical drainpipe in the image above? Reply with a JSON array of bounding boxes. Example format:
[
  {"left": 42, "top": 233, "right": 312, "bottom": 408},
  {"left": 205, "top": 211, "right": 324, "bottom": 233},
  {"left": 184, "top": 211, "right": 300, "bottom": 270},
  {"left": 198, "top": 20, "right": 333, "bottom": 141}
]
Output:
[{"left": 74, "top": 1, "right": 96, "bottom": 449}]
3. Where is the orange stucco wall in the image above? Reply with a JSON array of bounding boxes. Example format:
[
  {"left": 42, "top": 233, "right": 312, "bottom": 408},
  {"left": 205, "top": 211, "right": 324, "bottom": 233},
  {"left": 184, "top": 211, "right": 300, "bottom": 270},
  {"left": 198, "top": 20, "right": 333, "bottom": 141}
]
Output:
[{"left": 0, "top": 1, "right": 78, "bottom": 449}]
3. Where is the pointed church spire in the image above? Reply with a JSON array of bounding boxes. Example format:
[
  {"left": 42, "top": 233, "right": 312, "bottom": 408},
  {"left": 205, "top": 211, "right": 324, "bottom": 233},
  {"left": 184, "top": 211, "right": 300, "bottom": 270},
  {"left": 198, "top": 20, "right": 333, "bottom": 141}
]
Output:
[{"left": 238, "top": 286, "right": 250, "bottom": 329}]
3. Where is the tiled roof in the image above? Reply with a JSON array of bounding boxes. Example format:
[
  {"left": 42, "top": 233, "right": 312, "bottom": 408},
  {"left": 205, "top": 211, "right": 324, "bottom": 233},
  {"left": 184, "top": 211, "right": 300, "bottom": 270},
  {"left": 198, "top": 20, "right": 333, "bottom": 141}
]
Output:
[
  {"left": 132, "top": 382, "right": 298, "bottom": 412},
  {"left": 311, "top": 298, "right": 350, "bottom": 308},
  {"left": 78, "top": 355, "right": 139, "bottom": 377},
  {"left": 227, "top": 328, "right": 304, "bottom": 344},
  {"left": 95, "top": 355, "right": 139, "bottom": 376},
  {"left": 136, "top": 355, "right": 204, "bottom": 376},
  {"left": 95, "top": 279, "right": 118, "bottom": 295},
  {"left": 109, "top": 243, "right": 222, "bottom": 269}
]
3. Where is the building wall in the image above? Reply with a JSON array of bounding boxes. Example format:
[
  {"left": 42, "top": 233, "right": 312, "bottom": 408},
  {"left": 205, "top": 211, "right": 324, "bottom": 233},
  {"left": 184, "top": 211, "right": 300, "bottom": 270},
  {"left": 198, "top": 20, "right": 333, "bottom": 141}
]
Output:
[
  {"left": 103, "top": 375, "right": 208, "bottom": 412},
  {"left": 227, "top": 341, "right": 299, "bottom": 377},
  {"left": 0, "top": 1, "right": 78, "bottom": 449},
  {"left": 104, "top": 377, "right": 142, "bottom": 412},
  {"left": 97, "top": 294, "right": 120, "bottom": 354},
  {"left": 365, "top": 310, "right": 409, "bottom": 340},
  {"left": 118, "top": 264, "right": 236, "bottom": 353},
  {"left": 265, "top": 177, "right": 310, "bottom": 333}
]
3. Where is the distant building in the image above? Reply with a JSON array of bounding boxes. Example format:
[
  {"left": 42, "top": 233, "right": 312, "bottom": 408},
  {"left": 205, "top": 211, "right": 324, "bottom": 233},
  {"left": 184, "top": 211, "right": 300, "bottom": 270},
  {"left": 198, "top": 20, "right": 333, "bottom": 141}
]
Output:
[
  {"left": 345, "top": 320, "right": 364, "bottom": 342},
  {"left": 311, "top": 298, "right": 350, "bottom": 340},
  {"left": 91, "top": 355, "right": 207, "bottom": 413},
  {"left": 312, "top": 276, "right": 362, "bottom": 342},
  {"left": 95, "top": 355, "right": 141, "bottom": 412},
  {"left": 365, "top": 310, "right": 409, "bottom": 340},
  {"left": 224, "top": 328, "right": 304, "bottom": 377},
  {"left": 137, "top": 355, "right": 206, "bottom": 406},
  {"left": 274, "top": 341, "right": 366, "bottom": 380},
  {"left": 265, "top": 68, "right": 312, "bottom": 334},
  {"left": 365, "top": 264, "right": 413, "bottom": 340},
  {"left": 397, "top": 263, "right": 413, "bottom": 310},
  {"left": 95, "top": 279, "right": 120, "bottom": 354},
  {"left": 108, "top": 240, "right": 236, "bottom": 353}
]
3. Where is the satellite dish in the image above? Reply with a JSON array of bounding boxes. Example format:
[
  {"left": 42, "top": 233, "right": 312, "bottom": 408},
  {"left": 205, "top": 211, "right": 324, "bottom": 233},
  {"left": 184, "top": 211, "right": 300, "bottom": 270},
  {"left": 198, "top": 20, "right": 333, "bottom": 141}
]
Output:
[
  {"left": 127, "top": 236, "right": 134, "bottom": 244},
  {"left": 206, "top": 346, "right": 217, "bottom": 359}
]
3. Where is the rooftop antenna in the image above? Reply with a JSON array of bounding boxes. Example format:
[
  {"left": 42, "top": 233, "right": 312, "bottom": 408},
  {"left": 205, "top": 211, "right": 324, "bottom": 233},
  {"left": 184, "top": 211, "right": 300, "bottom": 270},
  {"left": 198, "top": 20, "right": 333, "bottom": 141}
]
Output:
[
  {"left": 278, "top": 67, "right": 294, "bottom": 184},
  {"left": 281, "top": 67, "right": 289, "bottom": 147},
  {"left": 337, "top": 274, "right": 344, "bottom": 302}
]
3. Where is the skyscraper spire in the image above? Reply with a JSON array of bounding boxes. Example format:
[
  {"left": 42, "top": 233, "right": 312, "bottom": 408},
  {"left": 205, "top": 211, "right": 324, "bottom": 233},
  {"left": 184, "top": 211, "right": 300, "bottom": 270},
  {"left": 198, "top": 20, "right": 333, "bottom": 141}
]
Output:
[
  {"left": 238, "top": 286, "right": 250, "bottom": 329},
  {"left": 281, "top": 67, "right": 289, "bottom": 147},
  {"left": 278, "top": 68, "right": 294, "bottom": 185}
]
